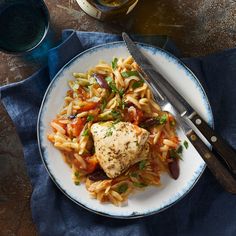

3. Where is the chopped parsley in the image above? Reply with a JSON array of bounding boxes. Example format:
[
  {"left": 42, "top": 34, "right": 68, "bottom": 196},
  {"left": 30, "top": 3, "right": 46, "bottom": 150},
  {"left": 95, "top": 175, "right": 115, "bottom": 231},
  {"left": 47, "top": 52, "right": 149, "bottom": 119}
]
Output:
[
  {"left": 82, "top": 129, "right": 89, "bottom": 136},
  {"left": 160, "top": 114, "right": 168, "bottom": 124},
  {"left": 119, "top": 100, "right": 126, "bottom": 110},
  {"left": 105, "top": 128, "right": 113, "bottom": 137},
  {"left": 133, "top": 182, "right": 147, "bottom": 188},
  {"left": 177, "top": 145, "right": 183, "bottom": 154},
  {"left": 74, "top": 181, "right": 80, "bottom": 185},
  {"left": 105, "top": 76, "right": 124, "bottom": 96},
  {"left": 105, "top": 76, "right": 113, "bottom": 84},
  {"left": 104, "top": 121, "right": 120, "bottom": 138},
  {"left": 121, "top": 71, "right": 139, "bottom": 78},
  {"left": 139, "top": 160, "right": 147, "bottom": 170},
  {"left": 169, "top": 149, "right": 182, "bottom": 160},
  {"left": 132, "top": 79, "right": 144, "bottom": 89},
  {"left": 184, "top": 140, "right": 189, "bottom": 149},
  {"left": 130, "top": 172, "right": 139, "bottom": 178},
  {"left": 116, "top": 183, "right": 128, "bottom": 194},
  {"left": 119, "top": 88, "right": 125, "bottom": 96},
  {"left": 169, "top": 149, "right": 178, "bottom": 159},
  {"left": 101, "top": 99, "right": 107, "bottom": 111},
  {"left": 111, "top": 110, "right": 121, "bottom": 120},
  {"left": 113, "top": 119, "right": 120, "bottom": 125},
  {"left": 87, "top": 114, "right": 94, "bottom": 122},
  {"left": 105, "top": 77, "right": 120, "bottom": 94},
  {"left": 105, "top": 76, "right": 117, "bottom": 93},
  {"left": 112, "top": 58, "right": 118, "bottom": 70},
  {"left": 74, "top": 171, "right": 80, "bottom": 177}
]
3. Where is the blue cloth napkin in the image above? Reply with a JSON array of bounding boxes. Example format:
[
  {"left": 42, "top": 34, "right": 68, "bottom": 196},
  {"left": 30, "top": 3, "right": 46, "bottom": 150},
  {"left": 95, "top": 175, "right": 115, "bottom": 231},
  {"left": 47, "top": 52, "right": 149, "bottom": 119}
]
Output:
[{"left": 1, "top": 30, "right": 236, "bottom": 236}]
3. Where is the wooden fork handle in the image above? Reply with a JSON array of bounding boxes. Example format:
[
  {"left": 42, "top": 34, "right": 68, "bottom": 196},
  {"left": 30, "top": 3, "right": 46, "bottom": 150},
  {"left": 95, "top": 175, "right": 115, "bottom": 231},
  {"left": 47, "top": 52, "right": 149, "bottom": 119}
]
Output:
[
  {"left": 187, "top": 129, "right": 236, "bottom": 194},
  {"left": 190, "top": 113, "right": 236, "bottom": 174}
]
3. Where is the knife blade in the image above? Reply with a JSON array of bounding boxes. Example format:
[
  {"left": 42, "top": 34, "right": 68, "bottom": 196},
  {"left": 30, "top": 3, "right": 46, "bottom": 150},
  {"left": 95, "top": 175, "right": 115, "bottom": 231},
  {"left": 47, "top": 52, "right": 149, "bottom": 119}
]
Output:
[{"left": 122, "top": 32, "right": 236, "bottom": 176}]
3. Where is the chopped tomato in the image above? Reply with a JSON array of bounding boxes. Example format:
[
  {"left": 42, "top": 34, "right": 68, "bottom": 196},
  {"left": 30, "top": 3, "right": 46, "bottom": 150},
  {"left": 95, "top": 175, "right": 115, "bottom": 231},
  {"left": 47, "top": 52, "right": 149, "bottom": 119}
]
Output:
[
  {"left": 71, "top": 117, "right": 86, "bottom": 137},
  {"left": 85, "top": 155, "right": 98, "bottom": 173},
  {"left": 170, "top": 136, "right": 180, "bottom": 144},
  {"left": 123, "top": 108, "right": 130, "bottom": 122},
  {"left": 73, "top": 159, "right": 84, "bottom": 170},
  {"left": 150, "top": 158, "right": 160, "bottom": 173},
  {"left": 73, "top": 154, "right": 98, "bottom": 173},
  {"left": 127, "top": 108, "right": 144, "bottom": 125},
  {"left": 134, "top": 109, "right": 144, "bottom": 125},
  {"left": 157, "top": 131, "right": 165, "bottom": 146},
  {"left": 77, "top": 87, "right": 89, "bottom": 100},
  {"left": 168, "top": 114, "right": 174, "bottom": 122},
  {"left": 79, "top": 102, "right": 99, "bottom": 112},
  {"left": 67, "top": 89, "right": 74, "bottom": 97}
]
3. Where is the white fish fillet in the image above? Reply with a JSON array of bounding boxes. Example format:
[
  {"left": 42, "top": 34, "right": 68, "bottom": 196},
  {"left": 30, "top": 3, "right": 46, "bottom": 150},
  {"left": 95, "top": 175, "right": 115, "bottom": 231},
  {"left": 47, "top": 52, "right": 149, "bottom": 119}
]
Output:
[{"left": 91, "top": 121, "right": 150, "bottom": 178}]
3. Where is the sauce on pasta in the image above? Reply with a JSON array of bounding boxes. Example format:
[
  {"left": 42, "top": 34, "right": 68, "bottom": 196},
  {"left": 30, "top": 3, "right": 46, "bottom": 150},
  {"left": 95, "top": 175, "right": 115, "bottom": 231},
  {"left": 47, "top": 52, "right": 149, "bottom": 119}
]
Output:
[{"left": 48, "top": 56, "right": 182, "bottom": 206}]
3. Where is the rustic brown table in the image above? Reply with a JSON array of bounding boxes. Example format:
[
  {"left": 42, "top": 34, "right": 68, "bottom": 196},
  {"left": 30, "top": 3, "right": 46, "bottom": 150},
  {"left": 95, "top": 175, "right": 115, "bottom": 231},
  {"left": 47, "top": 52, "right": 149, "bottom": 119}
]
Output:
[{"left": 1, "top": 0, "right": 236, "bottom": 235}]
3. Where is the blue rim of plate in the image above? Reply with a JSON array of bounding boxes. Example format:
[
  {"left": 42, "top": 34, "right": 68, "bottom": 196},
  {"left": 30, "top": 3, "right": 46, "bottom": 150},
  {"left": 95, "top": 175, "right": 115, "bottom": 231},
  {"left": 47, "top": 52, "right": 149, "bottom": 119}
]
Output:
[{"left": 37, "top": 41, "right": 214, "bottom": 219}]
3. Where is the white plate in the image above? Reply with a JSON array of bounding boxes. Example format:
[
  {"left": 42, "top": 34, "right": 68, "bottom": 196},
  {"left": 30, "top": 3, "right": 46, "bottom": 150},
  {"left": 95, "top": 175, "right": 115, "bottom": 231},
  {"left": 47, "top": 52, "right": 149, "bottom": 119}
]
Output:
[{"left": 37, "top": 42, "right": 213, "bottom": 218}]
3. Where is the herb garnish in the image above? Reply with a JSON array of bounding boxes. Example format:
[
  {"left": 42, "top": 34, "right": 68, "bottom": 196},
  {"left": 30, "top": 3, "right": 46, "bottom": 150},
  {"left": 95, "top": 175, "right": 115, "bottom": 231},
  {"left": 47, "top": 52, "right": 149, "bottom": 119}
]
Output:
[
  {"left": 104, "top": 120, "right": 120, "bottom": 137},
  {"left": 130, "top": 172, "right": 139, "bottom": 178},
  {"left": 160, "top": 114, "right": 168, "bottom": 124},
  {"left": 105, "top": 76, "right": 124, "bottom": 96},
  {"left": 113, "top": 119, "right": 120, "bottom": 125},
  {"left": 169, "top": 149, "right": 178, "bottom": 159},
  {"left": 105, "top": 77, "right": 117, "bottom": 93},
  {"left": 112, "top": 58, "right": 118, "bottom": 70},
  {"left": 177, "top": 145, "right": 183, "bottom": 154},
  {"left": 105, "top": 128, "right": 113, "bottom": 137},
  {"left": 132, "top": 79, "right": 144, "bottom": 89},
  {"left": 183, "top": 140, "right": 189, "bottom": 149},
  {"left": 105, "top": 76, "right": 113, "bottom": 84},
  {"left": 119, "top": 100, "right": 126, "bottom": 110},
  {"left": 82, "top": 129, "right": 89, "bottom": 136},
  {"left": 121, "top": 71, "right": 139, "bottom": 78},
  {"left": 139, "top": 160, "right": 147, "bottom": 170},
  {"left": 111, "top": 110, "right": 121, "bottom": 120},
  {"left": 101, "top": 99, "right": 107, "bottom": 111},
  {"left": 116, "top": 183, "right": 128, "bottom": 194},
  {"left": 170, "top": 149, "right": 183, "bottom": 160},
  {"left": 74, "top": 171, "right": 80, "bottom": 177},
  {"left": 133, "top": 182, "right": 147, "bottom": 188},
  {"left": 119, "top": 88, "right": 125, "bottom": 96},
  {"left": 87, "top": 114, "right": 94, "bottom": 122}
]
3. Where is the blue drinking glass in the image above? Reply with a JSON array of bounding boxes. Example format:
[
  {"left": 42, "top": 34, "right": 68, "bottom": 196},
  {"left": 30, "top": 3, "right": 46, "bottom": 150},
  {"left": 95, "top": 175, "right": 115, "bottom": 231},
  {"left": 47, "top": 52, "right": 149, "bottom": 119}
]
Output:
[{"left": 0, "top": 0, "right": 50, "bottom": 54}]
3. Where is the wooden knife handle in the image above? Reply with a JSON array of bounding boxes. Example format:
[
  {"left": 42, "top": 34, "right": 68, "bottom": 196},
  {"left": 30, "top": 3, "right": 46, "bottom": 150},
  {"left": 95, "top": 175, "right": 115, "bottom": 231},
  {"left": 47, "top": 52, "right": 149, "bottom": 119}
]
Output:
[
  {"left": 187, "top": 130, "right": 236, "bottom": 194},
  {"left": 190, "top": 113, "right": 236, "bottom": 174}
]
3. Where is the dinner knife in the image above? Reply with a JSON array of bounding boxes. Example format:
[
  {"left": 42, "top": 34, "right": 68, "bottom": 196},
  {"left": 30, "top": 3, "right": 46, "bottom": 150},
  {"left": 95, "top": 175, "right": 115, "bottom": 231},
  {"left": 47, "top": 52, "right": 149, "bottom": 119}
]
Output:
[
  {"left": 151, "top": 90, "right": 236, "bottom": 194},
  {"left": 122, "top": 32, "right": 236, "bottom": 174},
  {"left": 122, "top": 32, "right": 236, "bottom": 193}
]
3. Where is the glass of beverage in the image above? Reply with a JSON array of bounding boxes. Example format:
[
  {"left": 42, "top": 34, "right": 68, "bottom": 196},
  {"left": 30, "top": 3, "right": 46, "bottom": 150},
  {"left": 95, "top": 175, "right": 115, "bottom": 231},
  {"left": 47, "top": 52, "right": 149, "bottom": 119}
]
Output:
[
  {"left": 0, "top": 0, "right": 50, "bottom": 54},
  {"left": 76, "top": 0, "right": 139, "bottom": 21}
]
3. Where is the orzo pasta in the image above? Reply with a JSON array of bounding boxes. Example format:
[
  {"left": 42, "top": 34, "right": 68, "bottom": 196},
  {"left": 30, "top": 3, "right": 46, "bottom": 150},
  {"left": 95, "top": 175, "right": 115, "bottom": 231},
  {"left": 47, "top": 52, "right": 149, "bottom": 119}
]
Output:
[{"left": 48, "top": 56, "right": 183, "bottom": 206}]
